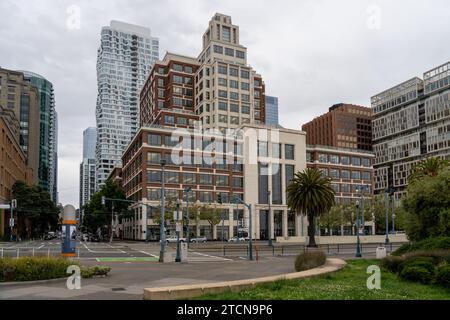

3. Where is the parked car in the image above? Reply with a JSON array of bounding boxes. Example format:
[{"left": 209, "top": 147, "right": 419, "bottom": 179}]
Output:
[
  {"left": 190, "top": 237, "right": 207, "bottom": 243},
  {"left": 44, "top": 232, "right": 57, "bottom": 240},
  {"left": 166, "top": 236, "right": 186, "bottom": 243},
  {"left": 228, "top": 236, "right": 246, "bottom": 242}
]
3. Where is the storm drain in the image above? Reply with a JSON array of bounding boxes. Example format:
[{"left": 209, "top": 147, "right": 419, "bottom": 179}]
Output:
[{"left": 111, "top": 288, "right": 126, "bottom": 292}]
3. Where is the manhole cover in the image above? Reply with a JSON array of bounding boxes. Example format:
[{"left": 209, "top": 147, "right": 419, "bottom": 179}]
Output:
[{"left": 112, "top": 288, "right": 126, "bottom": 292}]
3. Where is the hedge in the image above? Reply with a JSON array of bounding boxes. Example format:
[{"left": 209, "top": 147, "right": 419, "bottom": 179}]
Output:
[{"left": 294, "top": 251, "right": 326, "bottom": 272}]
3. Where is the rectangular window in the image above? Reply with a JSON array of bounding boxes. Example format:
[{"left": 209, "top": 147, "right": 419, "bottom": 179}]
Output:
[
  {"left": 199, "top": 192, "right": 213, "bottom": 203},
  {"left": 218, "top": 90, "right": 228, "bottom": 98},
  {"left": 362, "top": 158, "right": 371, "bottom": 167},
  {"left": 218, "top": 101, "right": 228, "bottom": 111},
  {"left": 329, "top": 155, "right": 339, "bottom": 164},
  {"left": 218, "top": 78, "right": 227, "bottom": 87},
  {"left": 230, "top": 92, "right": 239, "bottom": 100},
  {"left": 241, "top": 105, "right": 250, "bottom": 114},
  {"left": 272, "top": 164, "right": 282, "bottom": 204},
  {"left": 351, "top": 171, "right": 361, "bottom": 180},
  {"left": 225, "top": 48, "right": 234, "bottom": 56},
  {"left": 230, "top": 80, "right": 239, "bottom": 89},
  {"left": 236, "top": 51, "right": 245, "bottom": 59},
  {"left": 164, "top": 115, "right": 175, "bottom": 125},
  {"left": 258, "top": 141, "right": 268, "bottom": 157},
  {"left": 341, "top": 156, "right": 350, "bottom": 165},
  {"left": 272, "top": 143, "right": 281, "bottom": 159},
  {"left": 258, "top": 163, "right": 269, "bottom": 204},
  {"left": 185, "top": 66, "right": 193, "bottom": 74},
  {"left": 352, "top": 157, "right": 361, "bottom": 166},
  {"left": 177, "top": 117, "right": 187, "bottom": 125},
  {"left": 241, "top": 82, "right": 249, "bottom": 91},
  {"left": 148, "top": 170, "right": 161, "bottom": 182},
  {"left": 230, "top": 116, "right": 239, "bottom": 124},
  {"left": 218, "top": 65, "right": 227, "bottom": 75},
  {"left": 173, "top": 75, "right": 183, "bottom": 84},
  {"left": 229, "top": 67, "right": 239, "bottom": 77},
  {"left": 173, "top": 64, "right": 183, "bottom": 72},
  {"left": 318, "top": 153, "right": 328, "bottom": 163},
  {"left": 362, "top": 171, "right": 371, "bottom": 181},
  {"left": 200, "top": 174, "right": 213, "bottom": 185},
  {"left": 219, "top": 114, "right": 228, "bottom": 123},
  {"left": 232, "top": 177, "right": 243, "bottom": 188},
  {"left": 147, "top": 152, "right": 161, "bottom": 164},
  {"left": 230, "top": 103, "right": 239, "bottom": 113},
  {"left": 330, "top": 169, "right": 340, "bottom": 179},
  {"left": 241, "top": 94, "right": 250, "bottom": 102},
  {"left": 216, "top": 175, "right": 229, "bottom": 186},
  {"left": 148, "top": 134, "right": 161, "bottom": 146},
  {"left": 241, "top": 70, "right": 250, "bottom": 79},
  {"left": 341, "top": 170, "right": 350, "bottom": 180},
  {"left": 222, "top": 26, "right": 231, "bottom": 42},
  {"left": 285, "top": 144, "right": 295, "bottom": 160},
  {"left": 165, "top": 171, "right": 179, "bottom": 184},
  {"left": 213, "top": 45, "right": 223, "bottom": 54},
  {"left": 285, "top": 164, "right": 295, "bottom": 188},
  {"left": 183, "top": 172, "right": 196, "bottom": 184}
]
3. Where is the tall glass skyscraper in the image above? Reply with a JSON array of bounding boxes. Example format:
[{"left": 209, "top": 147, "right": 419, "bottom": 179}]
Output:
[
  {"left": 265, "top": 95, "right": 279, "bottom": 126},
  {"left": 83, "top": 127, "right": 97, "bottom": 159},
  {"left": 22, "top": 71, "right": 58, "bottom": 202},
  {"left": 95, "top": 20, "right": 159, "bottom": 189},
  {"left": 80, "top": 128, "right": 97, "bottom": 215}
]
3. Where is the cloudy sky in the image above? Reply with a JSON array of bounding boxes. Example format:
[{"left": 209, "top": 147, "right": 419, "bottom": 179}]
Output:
[{"left": 1, "top": 0, "right": 449, "bottom": 206}]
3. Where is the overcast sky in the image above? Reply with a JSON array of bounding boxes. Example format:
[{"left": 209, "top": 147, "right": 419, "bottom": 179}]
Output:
[{"left": 0, "top": 0, "right": 449, "bottom": 207}]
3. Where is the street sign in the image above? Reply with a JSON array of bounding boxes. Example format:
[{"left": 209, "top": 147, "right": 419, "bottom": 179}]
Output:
[
  {"left": 176, "top": 222, "right": 182, "bottom": 232},
  {"left": 9, "top": 218, "right": 14, "bottom": 227},
  {"left": 11, "top": 199, "right": 17, "bottom": 209},
  {"left": 0, "top": 204, "right": 10, "bottom": 209}
]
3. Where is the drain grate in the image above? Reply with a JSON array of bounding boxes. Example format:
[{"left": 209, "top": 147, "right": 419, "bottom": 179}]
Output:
[{"left": 111, "top": 287, "right": 126, "bottom": 292}]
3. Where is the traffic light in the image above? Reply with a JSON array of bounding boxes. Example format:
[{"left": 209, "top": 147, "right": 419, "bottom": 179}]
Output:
[{"left": 217, "top": 194, "right": 223, "bottom": 204}]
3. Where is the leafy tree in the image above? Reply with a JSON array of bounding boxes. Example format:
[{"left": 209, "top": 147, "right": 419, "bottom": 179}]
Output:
[
  {"left": 199, "top": 204, "right": 222, "bottom": 238},
  {"left": 319, "top": 205, "right": 344, "bottom": 235},
  {"left": 402, "top": 169, "right": 450, "bottom": 241},
  {"left": 11, "top": 181, "right": 59, "bottom": 239},
  {"left": 408, "top": 157, "right": 449, "bottom": 184},
  {"left": 82, "top": 179, "right": 132, "bottom": 236},
  {"left": 287, "top": 168, "right": 335, "bottom": 247}
]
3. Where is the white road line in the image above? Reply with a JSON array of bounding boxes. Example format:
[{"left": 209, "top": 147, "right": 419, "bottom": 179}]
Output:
[
  {"left": 139, "top": 250, "right": 159, "bottom": 258},
  {"left": 37, "top": 245, "right": 44, "bottom": 249},
  {"left": 82, "top": 243, "right": 126, "bottom": 254},
  {"left": 190, "top": 251, "right": 232, "bottom": 261}
]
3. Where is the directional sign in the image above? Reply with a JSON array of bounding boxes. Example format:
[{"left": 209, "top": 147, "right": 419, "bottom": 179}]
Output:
[
  {"left": 0, "top": 204, "right": 11, "bottom": 209},
  {"left": 9, "top": 218, "right": 14, "bottom": 227}
]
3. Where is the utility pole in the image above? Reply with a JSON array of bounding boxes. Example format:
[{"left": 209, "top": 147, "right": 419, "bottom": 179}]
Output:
[
  {"left": 110, "top": 202, "right": 114, "bottom": 244},
  {"left": 232, "top": 196, "right": 253, "bottom": 261},
  {"left": 159, "top": 159, "right": 166, "bottom": 263},
  {"left": 10, "top": 199, "right": 17, "bottom": 242},
  {"left": 175, "top": 199, "right": 181, "bottom": 263},
  {"left": 355, "top": 200, "right": 362, "bottom": 257},
  {"left": 184, "top": 187, "right": 191, "bottom": 248}
]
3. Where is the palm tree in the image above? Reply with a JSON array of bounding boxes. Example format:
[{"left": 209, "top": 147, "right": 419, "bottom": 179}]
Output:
[
  {"left": 408, "top": 157, "right": 450, "bottom": 183},
  {"left": 287, "top": 168, "right": 335, "bottom": 247}
]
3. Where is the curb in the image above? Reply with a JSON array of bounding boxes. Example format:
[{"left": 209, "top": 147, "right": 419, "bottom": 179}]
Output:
[
  {"left": 143, "top": 258, "right": 346, "bottom": 300},
  {"left": 0, "top": 277, "right": 67, "bottom": 287}
]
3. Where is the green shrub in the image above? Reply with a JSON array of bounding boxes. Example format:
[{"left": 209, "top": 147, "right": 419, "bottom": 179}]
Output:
[
  {"left": 294, "top": 250, "right": 326, "bottom": 272},
  {"left": 399, "top": 265, "right": 434, "bottom": 284},
  {"left": 393, "top": 237, "right": 450, "bottom": 256},
  {"left": 0, "top": 257, "right": 77, "bottom": 282},
  {"left": 399, "top": 257, "right": 435, "bottom": 274},
  {"left": 403, "top": 250, "right": 450, "bottom": 265},
  {"left": 81, "top": 265, "right": 111, "bottom": 278},
  {"left": 435, "top": 265, "right": 450, "bottom": 288},
  {"left": 381, "top": 255, "right": 405, "bottom": 274}
]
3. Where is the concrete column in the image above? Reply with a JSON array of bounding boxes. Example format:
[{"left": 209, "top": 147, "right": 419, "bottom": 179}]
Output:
[
  {"left": 295, "top": 213, "right": 301, "bottom": 237},
  {"left": 282, "top": 210, "right": 288, "bottom": 238},
  {"left": 269, "top": 208, "right": 274, "bottom": 240},
  {"left": 255, "top": 209, "right": 260, "bottom": 240}
]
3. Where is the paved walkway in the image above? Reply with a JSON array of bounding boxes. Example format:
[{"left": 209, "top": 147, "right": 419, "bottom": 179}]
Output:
[{"left": 0, "top": 256, "right": 297, "bottom": 300}]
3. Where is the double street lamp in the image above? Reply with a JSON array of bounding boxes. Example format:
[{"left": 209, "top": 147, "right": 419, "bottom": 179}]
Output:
[{"left": 231, "top": 196, "right": 253, "bottom": 261}]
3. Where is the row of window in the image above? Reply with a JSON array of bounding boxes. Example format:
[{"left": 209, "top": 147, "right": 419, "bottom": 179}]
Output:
[
  {"left": 147, "top": 188, "right": 243, "bottom": 203},
  {"left": 213, "top": 45, "right": 245, "bottom": 59},
  {"left": 217, "top": 64, "right": 250, "bottom": 79},
  {"left": 147, "top": 170, "right": 243, "bottom": 187},
  {"left": 307, "top": 153, "right": 371, "bottom": 167},
  {"left": 147, "top": 152, "right": 244, "bottom": 170},
  {"left": 258, "top": 142, "right": 295, "bottom": 160},
  {"left": 319, "top": 168, "right": 371, "bottom": 181}
]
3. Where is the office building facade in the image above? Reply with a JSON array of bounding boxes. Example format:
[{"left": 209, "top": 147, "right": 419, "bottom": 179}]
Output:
[
  {"left": 0, "top": 68, "right": 40, "bottom": 185},
  {"left": 22, "top": 71, "right": 58, "bottom": 202},
  {"left": 0, "top": 105, "right": 33, "bottom": 237},
  {"left": 121, "top": 14, "right": 308, "bottom": 241},
  {"left": 79, "top": 127, "right": 97, "bottom": 214},
  {"left": 95, "top": 20, "right": 159, "bottom": 189},
  {"left": 302, "top": 103, "right": 373, "bottom": 151},
  {"left": 83, "top": 127, "right": 97, "bottom": 159},
  {"left": 265, "top": 95, "right": 279, "bottom": 126},
  {"left": 372, "top": 61, "right": 450, "bottom": 199}
]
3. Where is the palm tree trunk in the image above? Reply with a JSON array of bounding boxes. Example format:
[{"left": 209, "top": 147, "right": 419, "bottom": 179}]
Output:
[{"left": 307, "top": 213, "right": 317, "bottom": 247}]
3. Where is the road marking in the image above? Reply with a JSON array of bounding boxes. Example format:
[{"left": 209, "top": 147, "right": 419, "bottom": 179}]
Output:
[
  {"left": 189, "top": 251, "right": 232, "bottom": 261},
  {"left": 83, "top": 243, "right": 126, "bottom": 254},
  {"left": 37, "top": 245, "right": 44, "bottom": 249},
  {"left": 139, "top": 250, "right": 159, "bottom": 258},
  {"left": 95, "top": 257, "right": 159, "bottom": 262}
]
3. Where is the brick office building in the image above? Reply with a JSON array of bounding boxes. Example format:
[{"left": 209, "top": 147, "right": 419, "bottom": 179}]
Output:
[{"left": 302, "top": 103, "right": 373, "bottom": 152}]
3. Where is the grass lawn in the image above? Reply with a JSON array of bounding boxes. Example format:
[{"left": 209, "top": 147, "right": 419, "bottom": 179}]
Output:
[{"left": 196, "top": 259, "right": 450, "bottom": 300}]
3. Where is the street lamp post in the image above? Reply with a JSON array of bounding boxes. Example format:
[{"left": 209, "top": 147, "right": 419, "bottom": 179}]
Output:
[
  {"left": 267, "top": 190, "right": 273, "bottom": 247},
  {"left": 232, "top": 196, "right": 253, "bottom": 261},
  {"left": 109, "top": 202, "right": 114, "bottom": 244},
  {"left": 184, "top": 187, "right": 192, "bottom": 248},
  {"left": 391, "top": 194, "right": 396, "bottom": 234},
  {"left": 159, "top": 159, "right": 166, "bottom": 263},
  {"left": 175, "top": 199, "right": 181, "bottom": 263},
  {"left": 384, "top": 188, "right": 390, "bottom": 246},
  {"left": 355, "top": 200, "right": 362, "bottom": 258}
]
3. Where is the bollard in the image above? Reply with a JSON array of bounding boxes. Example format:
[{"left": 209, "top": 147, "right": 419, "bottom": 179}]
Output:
[
  {"left": 32, "top": 248, "right": 35, "bottom": 257},
  {"left": 17, "top": 248, "right": 20, "bottom": 259}
]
